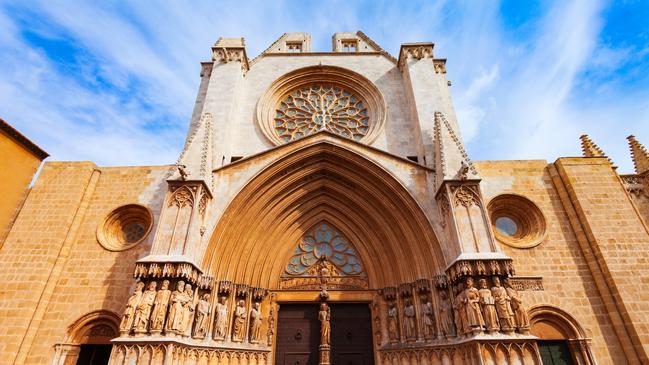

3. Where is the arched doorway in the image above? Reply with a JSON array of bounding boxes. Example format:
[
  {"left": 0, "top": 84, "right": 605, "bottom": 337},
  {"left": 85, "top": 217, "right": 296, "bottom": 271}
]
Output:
[
  {"left": 52, "top": 310, "right": 119, "bottom": 365},
  {"left": 529, "top": 305, "right": 595, "bottom": 365}
]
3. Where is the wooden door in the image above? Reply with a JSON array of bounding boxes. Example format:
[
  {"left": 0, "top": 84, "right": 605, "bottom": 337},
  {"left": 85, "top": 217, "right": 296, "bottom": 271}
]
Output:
[
  {"left": 330, "top": 304, "right": 374, "bottom": 365},
  {"left": 275, "top": 304, "right": 320, "bottom": 365}
]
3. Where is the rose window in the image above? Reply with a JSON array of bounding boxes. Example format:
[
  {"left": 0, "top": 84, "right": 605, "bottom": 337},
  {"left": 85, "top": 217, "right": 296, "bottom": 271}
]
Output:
[{"left": 274, "top": 84, "right": 370, "bottom": 143}]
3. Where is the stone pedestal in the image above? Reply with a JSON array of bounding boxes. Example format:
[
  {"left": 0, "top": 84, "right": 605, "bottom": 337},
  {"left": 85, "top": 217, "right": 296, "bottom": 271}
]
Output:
[{"left": 319, "top": 344, "right": 331, "bottom": 365}]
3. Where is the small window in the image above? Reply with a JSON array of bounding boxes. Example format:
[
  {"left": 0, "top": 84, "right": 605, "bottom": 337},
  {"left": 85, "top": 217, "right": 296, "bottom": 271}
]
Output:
[
  {"left": 538, "top": 340, "right": 576, "bottom": 365},
  {"left": 230, "top": 156, "right": 243, "bottom": 163},
  {"left": 406, "top": 156, "right": 419, "bottom": 163},
  {"left": 342, "top": 40, "right": 357, "bottom": 53},
  {"left": 495, "top": 216, "right": 518, "bottom": 237},
  {"left": 286, "top": 42, "right": 302, "bottom": 53}
]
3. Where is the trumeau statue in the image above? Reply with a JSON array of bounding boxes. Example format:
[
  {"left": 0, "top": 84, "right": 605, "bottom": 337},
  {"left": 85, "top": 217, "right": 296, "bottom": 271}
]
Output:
[
  {"left": 422, "top": 297, "right": 436, "bottom": 337},
  {"left": 319, "top": 302, "right": 331, "bottom": 346},
  {"left": 249, "top": 302, "right": 263, "bottom": 343},
  {"left": 166, "top": 281, "right": 186, "bottom": 333},
  {"left": 404, "top": 299, "right": 416, "bottom": 340},
  {"left": 120, "top": 281, "right": 144, "bottom": 334},
  {"left": 464, "top": 277, "right": 485, "bottom": 333},
  {"left": 150, "top": 280, "right": 171, "bottom": 333},
  {"left": 478, "top": 278, "right": 500, "bottom": 333},
  {"left": 491, "top": 277, "right": 515, "bottom": 332},
  {"left": 213, "top": 296, "right": 229, "bottom": 340},
  {"left": 387, "top": 303, "right": 398, "bottom": 342},
  {"left": 504, "top": 277, "right": 530, "bottom": 333},
  {"left": 134, "top": 281, "right": 157, "bottom": 333},
  {"left": 182, "top": 285, "right": 195, "bottom": 337},
  {"left": 438, "top": 290, "right": 455, "bottom": 338},
  {"left": 193, "top": 294, "right": 211, "bottom": 339},
  {"left": 232, "top": 300, "right": 247, "bottom": 342}
]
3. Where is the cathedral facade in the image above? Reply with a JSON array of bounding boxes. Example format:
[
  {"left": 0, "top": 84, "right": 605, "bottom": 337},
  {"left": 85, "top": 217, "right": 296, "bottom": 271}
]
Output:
[{"left": 1, "top": 32, "right": 649, "bottom": 365}]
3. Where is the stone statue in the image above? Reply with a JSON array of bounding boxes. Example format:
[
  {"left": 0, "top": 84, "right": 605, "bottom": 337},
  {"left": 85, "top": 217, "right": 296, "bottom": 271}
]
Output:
[
  {"left": 181, "top": 284, "right": 195, "bottom": 337},
  {"left": 387, "top": 303, "right": 398, "bottom": 342},
  {"left": 213, "top": 296, "right": 229, "bottom": 340},
  {"left": 478, "top": 278, "right": 499, "bottom": 333},
  {"left": 504, "top": 278, "right": 530, "bottom": 333},
  {"left": 193, "top": 294, "right": 211, "bottom": 339},
  {"left": 120, "top": 281, "right": 144, "bottom": 334},
  {"left": 404, "top": 299, "right": 416, "bottom": 340},
  {"left": 134, "top": 281, "right": 157, "bottom": 334},
  {"left": 267, "top": 307, "right": 275, "bottom": 346},
  {"left": 463, "top": 277, "right": 485, "bottom": 333},
  {"left": 165, "top": 280, "right": 185, "bottom": 334},
  {"left": 491, "top": 277, "right": 515, "bottom": 333},
  {"left": 453, "top": 283, "right": 467, "bottom": 336},
  {"left": 150, "top": 280, "right": 171, "bottom": 334},
  {"left": 232, "top": 299, "right": 247, "bottom": 342},
  {"left": 319, "top": 302, "right": 331, "bottom": 346},
  {"left": 249, "top": 302, "right": 263, "bottom": 343},
  {"left": 438, "top": 290, "right": 455, "bottom": 338},
  {"left": 422, "top": 297, "right": 436, "bottom": 338}
]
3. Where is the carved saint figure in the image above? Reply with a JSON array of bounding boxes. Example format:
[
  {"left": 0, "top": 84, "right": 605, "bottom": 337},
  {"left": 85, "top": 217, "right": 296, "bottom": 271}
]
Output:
[
  {"left": 120, "top": 281, "right": 144, "bottom": 334},
  {"left": 232, "top": 300, "right": 247, "bottom": 342},
  {"left": 422, "top": 298, "right": 436, "bottom": 338},
  {"left": 165, "top": 280, "right": 185, "bottom": 334},
  {"left": 213, "top": 296, "right": 229, "bottom": 340},
  {"left": 438, "top": 290, "right": 455, "bottom": 338},
  {"left": 504, "top": 278, "right": 530, "bottom": 333},
  {"left": 478, "top": 278, "right": 499, "bottom": 333},
  {"left": 134, "top": 281, "right": 157, "bottom": 333},
  {"left": 387, "top": 303, "right": 399, "bottom": 342},
  {"left": 319, "top": 302, "right": 331, "bottom": 346},
  {"left": 150, "top": 280, "right": 171, "bottom": 333},
  {"left": 181, "top": 284, "right": 195, "bottom": 337},
  {"left": 491, "top": 277, "right": 515, "bottom": 332},
  {"left": 453, "top": 283, "right": 467, "bottom": 336},
  {"left": 249, "top": 302, "right": 263, "bottom": 343},
  {"left": 463, "top": 277, "right": 485, "bottom": 333},
  {"left": 193, "top": 294, "right": 211, "bottom": 339},
  {"left": 404, "top": 299, "right": 416, "bottom": 340}
]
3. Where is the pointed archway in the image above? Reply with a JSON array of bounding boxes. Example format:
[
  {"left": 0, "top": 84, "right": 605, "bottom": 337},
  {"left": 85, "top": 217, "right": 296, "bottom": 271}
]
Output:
[{"left": 203, "top": 136, "right": 444, "bottom": 289}]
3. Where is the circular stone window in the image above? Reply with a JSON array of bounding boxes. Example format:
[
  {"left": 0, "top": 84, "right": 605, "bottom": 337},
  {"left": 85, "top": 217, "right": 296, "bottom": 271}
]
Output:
[
  {"left": 257, "top": 65, "right": 386, "bottom": 145},
  {"left": 97, "top": 204, "right": 153, "bottom": 251},
  {"left": 488, "top": 194, "right": 547, "bottom": 249}
]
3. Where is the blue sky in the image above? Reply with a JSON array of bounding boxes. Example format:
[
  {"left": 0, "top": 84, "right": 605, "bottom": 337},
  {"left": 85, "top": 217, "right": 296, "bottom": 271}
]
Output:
[{"left": 1, "top": 1, "right": 648, "bottom": 172}]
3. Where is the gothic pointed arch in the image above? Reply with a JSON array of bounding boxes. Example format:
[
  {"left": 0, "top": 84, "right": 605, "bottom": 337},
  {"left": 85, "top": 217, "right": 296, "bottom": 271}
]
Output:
[{"left": 202, "top": 134, "right": 445, "bottom": 289}]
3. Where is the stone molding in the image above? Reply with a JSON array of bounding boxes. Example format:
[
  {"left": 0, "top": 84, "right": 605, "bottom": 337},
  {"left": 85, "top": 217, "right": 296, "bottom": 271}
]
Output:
[{"left": 398, "top": 43, "right": 434, "bottom": 69}]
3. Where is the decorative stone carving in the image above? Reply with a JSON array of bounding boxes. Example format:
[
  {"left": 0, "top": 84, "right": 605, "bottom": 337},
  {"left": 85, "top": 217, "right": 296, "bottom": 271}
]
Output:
[
  {"left": 165, "top": 281, "right": 186, "bottom": 334},
  {"left": 267, "top": 307, "right": 275, "bottom": 346},
  {"left": 134, "top": 281, "right": 157, "bottom": 334},
  {"left": 249, "top": 302, "right": 263, "bottom": 343},
  {"left": 387, "top": 303, "right": 399, "bottom": 343},
  {"left": 168, "top": 185, "right": 195, "bottom": 208},
  {"left": 319, "top": 303, "right": 331, "bottom": 346},
  {"left": 232, "top": 300, "right": 247, "bottom": 342},
  {"left": 422, "top": 297, "right": 436, "bottom": 339},
  {"left": 404, "top": 299, "right": 416, "bottom": 340},
  {"left": 453, "top": 283, "right": 467, "bottom": 336},
  {"left": 134, "top": 261, "right": 203, "bottom": 285},
  {"left": 478, "top": 278, "right": 499, "bottom": 334},
  {"left": 508, "top": 276, "right": 544, "bottom": 291},
  {"left": 150, "top": 280, "right": 171, "bottom": 334},
  {"left": 463, "top": 277, "right": 485, "bottom": 334},
  {"left": 504, "top": 278, "right": 531, "bottom": 333},
  {"left": 120, "top": 281, "right": 144, "bottom": 334},
  {"left": 491, "top": 277, "right": 515, "bottom": 333},
  {"left": 181, "top": 284, "right": 195, "bottom": 337},
  {"left": 438, "top": 290, "right": 455, "bottom": 338},
  {"left": 192, "top": 294, "right": 211, "bottom": 339},
  {"left": 446, "top": 259, "right": 515, "bottom": 284},
  {"left": 213, "top": 296, "right": 229, "bottom": 341}
]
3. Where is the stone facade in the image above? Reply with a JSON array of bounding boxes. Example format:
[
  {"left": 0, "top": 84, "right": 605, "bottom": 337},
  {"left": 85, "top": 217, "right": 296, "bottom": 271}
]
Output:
[{"left": 1, "top": 32, "right": 649, "bottom": 365}]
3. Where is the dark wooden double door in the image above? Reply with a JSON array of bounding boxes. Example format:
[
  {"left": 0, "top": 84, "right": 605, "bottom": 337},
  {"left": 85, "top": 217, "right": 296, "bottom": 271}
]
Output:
[{"left": 275, "top": 303, "right": 374, "bottom": 365}]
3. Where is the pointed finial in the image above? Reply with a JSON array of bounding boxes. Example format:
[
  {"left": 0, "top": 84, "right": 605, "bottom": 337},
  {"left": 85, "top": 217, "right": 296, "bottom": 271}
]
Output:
[
  {"left": 579, "top": 134, "right": 606, "bottom": 157},
  {"left": 627, "top": 135, "right": 649, "bottom": 174}
]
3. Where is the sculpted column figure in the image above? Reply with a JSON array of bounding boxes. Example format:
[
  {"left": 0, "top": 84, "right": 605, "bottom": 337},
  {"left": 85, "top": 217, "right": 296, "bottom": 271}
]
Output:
[
  {"left": 438, "top": 291, "right": 455, "bottom": 338},
  {"left": 120, "top": 281, "right": 144, "bottom": 335},
  {"left": 193, "top": 294, "right": 211, "bottom": 339},
  {"left": 182, "top": 284, "right": 195, "bottom": 337},
  {"left": 318, "top": 303, "right": 331, "bottom": 365},
  {"left": 165, "top": 281, "right": 185, "bottom": 334},
  {"left": 453, "top": 283, "right": 467, "bottom": 336},
  {"left": 249, "top": 302, "right": 263, "bottom": 343},
  {"left": 478, "top": 278, "right": 499, "bottom": 333},
  {"left": 387, "top": 303, "right": 399, "bottom": 343},
  {"left": 150, "top": 280, "right": 171, "bottom": 334},
  {"left": 134, "top": 281, "right": 157, "bottom": 335},
  {"left": 463, "top": 278, "right": 485, "bottom": 334},
  {"left": 267, "top": 307, "right": 275, "bottom": 346},
  {"left": 422, "top": 297, "right": 436, "bottom": 340},
  {"left": 232, "top": 300, "right": 247, "bottom": 342},
  {"left": 403, "top": 299, "right": 416, "bottom": 341},
  {"left": 213, "top": 296, "right": 229, "bottom": 340},
  {"left": 504, "top": 278, "right": 531, "bottom": 334},
  {"left": 491, "top": 277, "right": 515, "bottom": 333}
]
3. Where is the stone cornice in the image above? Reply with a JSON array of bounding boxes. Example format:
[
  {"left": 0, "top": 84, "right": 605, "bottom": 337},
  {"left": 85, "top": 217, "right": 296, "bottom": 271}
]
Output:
[{"left": 0, "top": 118, "right": 49, "bottom": 160}]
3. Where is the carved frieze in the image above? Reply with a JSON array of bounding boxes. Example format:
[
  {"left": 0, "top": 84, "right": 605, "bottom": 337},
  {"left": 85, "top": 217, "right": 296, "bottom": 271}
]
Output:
[
  {"left": 134, "top": 262, "right": 205, "bottom": 285},
  {"left": 446, "top": 259, "right": 515, "bottom": 284}
]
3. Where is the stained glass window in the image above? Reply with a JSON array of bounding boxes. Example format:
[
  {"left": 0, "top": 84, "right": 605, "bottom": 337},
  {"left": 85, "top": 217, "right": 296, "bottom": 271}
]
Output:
[
  {"left": 274, "top": 84, "right": 370, "bottom": 143},
  {"left": 285, "top": 222, "right": 364, "bottom": 276}
]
